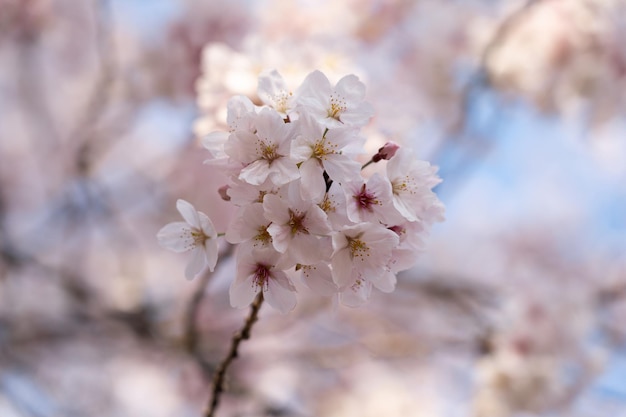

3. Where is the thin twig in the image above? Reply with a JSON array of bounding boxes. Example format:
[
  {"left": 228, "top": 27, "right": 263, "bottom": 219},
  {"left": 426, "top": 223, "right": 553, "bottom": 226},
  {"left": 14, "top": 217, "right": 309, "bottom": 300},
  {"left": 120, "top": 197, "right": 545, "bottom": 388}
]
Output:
[{"left": 204, "top": 292, "right": 264, "bottom": 417}]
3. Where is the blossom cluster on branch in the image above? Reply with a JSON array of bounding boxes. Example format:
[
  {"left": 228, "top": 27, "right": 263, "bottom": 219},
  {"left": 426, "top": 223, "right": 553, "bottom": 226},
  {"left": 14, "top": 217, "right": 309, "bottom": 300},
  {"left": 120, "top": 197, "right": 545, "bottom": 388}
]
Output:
[{"left": 158, "top": 69, "right": 444, "bottom": 313}]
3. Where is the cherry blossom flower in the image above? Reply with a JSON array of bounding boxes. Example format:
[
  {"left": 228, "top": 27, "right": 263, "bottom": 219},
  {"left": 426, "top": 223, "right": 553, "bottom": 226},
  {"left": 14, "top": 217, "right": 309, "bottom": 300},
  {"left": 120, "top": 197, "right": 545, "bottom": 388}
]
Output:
[
  {"left": 296, "top": 70, "right": 374, "bottom": 128},
  {"left": 291, "top": 113, "right": 363, "bottom": 200},
  {"left": 316, "top": 181, "right": 350, "bottom": 229},
  {"left": 230, "top": 248, "right": 297, "bottom": 314},
  {"left": 386, "top": 147, "right": 444, "bottom": 223},
  {"left": 344, "top": 173, "right": 403, "bottom": 225},
  {"left": 225, "top": 203, "right": 273, "bottom": 250},
  {"left": 331, "top": 223, "right": 399, "bottom": 298},
  {"left": 263, "top": 184, "right": 332, "bottom": 266},
  {"left": 202, "top": 95, "right": 258, "bottom": 170},
  {"left": 162, "top": 69, "right": 445, "bottom": 311},
  {"left": 227, "top": 108, "right": 300, "bottom": 186},
  {"left": 257, "top": 69, "right": 296, "bottom": 118},
  {"left": 226, "top": 95, "right": 258, "bottom": 133},
  {"left": 157, "top": 199, "right": 218, "bottom": 279}
]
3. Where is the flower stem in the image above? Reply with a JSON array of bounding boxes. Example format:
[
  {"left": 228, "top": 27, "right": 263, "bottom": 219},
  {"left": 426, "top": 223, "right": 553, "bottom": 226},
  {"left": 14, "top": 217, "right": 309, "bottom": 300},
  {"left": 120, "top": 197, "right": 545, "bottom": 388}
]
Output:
[
  {"left": 204, "top": 292, "right": 265, "bottom": 417},
  {"left": 361, "top": 158, "right": 374, "bottom": 170}
]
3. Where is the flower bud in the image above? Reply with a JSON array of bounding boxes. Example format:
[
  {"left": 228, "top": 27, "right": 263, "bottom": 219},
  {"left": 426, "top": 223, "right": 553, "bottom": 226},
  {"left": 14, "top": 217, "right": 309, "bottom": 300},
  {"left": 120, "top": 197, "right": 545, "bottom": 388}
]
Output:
[
  {"left": 218, "top": 185, "right": 231, "bottom": 201},
  {"left": 372, "top": 141, "right": 400, "bottom": 162}
]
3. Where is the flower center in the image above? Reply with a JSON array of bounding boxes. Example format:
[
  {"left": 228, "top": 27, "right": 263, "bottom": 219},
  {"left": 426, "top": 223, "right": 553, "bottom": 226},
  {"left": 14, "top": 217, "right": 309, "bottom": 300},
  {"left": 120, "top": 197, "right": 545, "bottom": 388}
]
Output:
[
  {"left": 318, "top": 194, "right": 335, "bottom": 214},
  {"left": 191, "top": 230, "right": 208, "bottom": 246},
  {"left": 353, "top": 184, "right": 379, "bottom": 212},
  {"left": 258, "top": 140, "right": 280, "bottom": 164},
  {"left": 274, "top": 91, "right": 292, "bottom": 113},
  {"left": 254, "top": 225, "right": 272, "bottom": 246},
  {"left": 253, "top": 263, "right": 271, "bottom": 291},
  {"left": 347, "top": 236, "right": 369, "bottom": 260},
  {"left": 328, "top": 94, "right": 347, "bottom": 120},
  {"left": 392, "top": 175, "right": 415, "bottom": 195},
  {"left": 288, "top": 209, "right": 309, "bottom": 235},
  {"left": 311, "top": 138, "right": 338, "bottom": 161}
]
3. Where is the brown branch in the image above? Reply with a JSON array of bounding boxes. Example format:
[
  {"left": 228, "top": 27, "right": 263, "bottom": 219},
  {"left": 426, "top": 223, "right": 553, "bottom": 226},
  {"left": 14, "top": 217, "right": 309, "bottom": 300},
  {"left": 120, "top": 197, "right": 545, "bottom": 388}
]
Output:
[
  {"left": 68, "top": 0, "right": 116, "bottom": 175},
  {"left": 204, "top": 292, "right": 264, "bottom": 417}
]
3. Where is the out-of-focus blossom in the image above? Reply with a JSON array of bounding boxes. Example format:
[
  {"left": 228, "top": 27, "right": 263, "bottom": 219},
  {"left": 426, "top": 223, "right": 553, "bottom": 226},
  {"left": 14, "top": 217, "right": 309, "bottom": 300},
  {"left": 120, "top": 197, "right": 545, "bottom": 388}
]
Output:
[{"left": 486, "top": 0, "right": 626, "bottom": 124}]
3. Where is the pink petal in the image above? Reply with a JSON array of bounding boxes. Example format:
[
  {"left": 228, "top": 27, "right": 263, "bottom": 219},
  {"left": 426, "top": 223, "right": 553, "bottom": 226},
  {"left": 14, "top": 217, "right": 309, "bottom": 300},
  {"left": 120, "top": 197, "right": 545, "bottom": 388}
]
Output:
[
  {"left": 266, "top": 277, "right": 297, "bottom": 314},
  {"left": 300, "top": 263, "right": 337, "bottom": 296},
  {"left": 229, "top": 275, "right": 259, "bottom": 309}
]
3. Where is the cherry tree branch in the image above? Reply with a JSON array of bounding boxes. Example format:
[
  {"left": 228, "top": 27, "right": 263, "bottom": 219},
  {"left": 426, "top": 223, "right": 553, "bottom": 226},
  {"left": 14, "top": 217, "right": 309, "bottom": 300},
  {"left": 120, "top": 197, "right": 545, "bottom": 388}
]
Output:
[{"left": 204, "top": 292, "right": 264, "bottom": 417}]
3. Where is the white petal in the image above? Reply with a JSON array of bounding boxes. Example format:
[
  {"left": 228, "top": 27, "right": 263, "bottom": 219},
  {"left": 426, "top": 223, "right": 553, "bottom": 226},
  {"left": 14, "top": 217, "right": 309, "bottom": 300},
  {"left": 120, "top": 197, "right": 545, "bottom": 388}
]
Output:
[
  {"left": 331, "top": 248, "right": 354, "bottom": 288},
  {"left": 239, "top": 159, "right": 271, "bottom": 185},
  {"left": 226, "top": 204, "right": 265, "bottom": 243},
  {"left": 392, "top": 195, "right": 418, "bottom": 222},
  {"left": 291, "top": 135, "right": 313, "bottom": 163},
  {"left": 390, "top": 247, "right": 420, "bottom": 273},
  {"left": 268, "top": 158, "right": 300, "bottom": 186},
  {"left": 203, "top": 238, "right": 218, "bottom": 272},
  {"left": 335, "top": 74, "right": 366, "bottom": 101},
  {"left": 198, "top": 211, "right": 217, "bottom": 238},
  {"left": 301, "top": 263, "right": 337, "bottom": 296},
  {"left": 228, "top": 130, "right": 259, "bottom": 162},
  {"left": 299, "top": 158, "right": 326, "bottom": 201},
  {"left": 201, "top": 131, "right": 228, "bottom": 158},
  {"left": 157, "top": 222, "right": 194, "bottom": 253},
  {"left": 225, "top": 206, "right": 248, "bottom": 244},
  {"left": 176, "top": 199, "right": 201, "bottom": 229},
  {"left": 288, "top": 234, "right": 324, "bottom": 265},
  {"left": 323, "top": 155, "right": 361, "bottom": 184},
  {"left": 229, "top": 275, "right": 259, "bottom": 309},
  {"left": 296, "top": 70, "right": 331, "bottom": 111},
  {"left": 303, "top": 204, "right": 332, "bottom": 235},
  {"left": 340, "top": 279, "right": 371, "bottom": 307},
  {"left": 340, "top": 102, "right": 374, "bottom": 126},
  {"left": 263, "top": 194, "right": 291, "bottom": 224},
  {"left": 266, "top": 276, "right": 297, "bottom": 314},
  {"left": 185, "top": 247, "right": 206, "bottom": 280},
  {"left": 267, "top": 223, "right": 290, "bottom": 253},
  {"left": 368, "top": 269, "right": 397, "bottom": 293}
]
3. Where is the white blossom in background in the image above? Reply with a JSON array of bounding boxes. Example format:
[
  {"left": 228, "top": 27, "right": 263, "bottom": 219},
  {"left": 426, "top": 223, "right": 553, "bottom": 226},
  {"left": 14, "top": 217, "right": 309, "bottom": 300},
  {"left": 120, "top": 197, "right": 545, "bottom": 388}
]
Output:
[{"left": 160, "top": 69, "right": 444, "bottom": 312}]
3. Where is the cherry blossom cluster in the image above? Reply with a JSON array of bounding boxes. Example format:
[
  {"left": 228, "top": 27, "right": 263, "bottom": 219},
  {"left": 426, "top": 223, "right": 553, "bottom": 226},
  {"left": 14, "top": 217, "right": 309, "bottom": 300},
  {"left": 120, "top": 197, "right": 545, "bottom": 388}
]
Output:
[{"left": 158, "top": 69, "right": 444, "bottom": 313}]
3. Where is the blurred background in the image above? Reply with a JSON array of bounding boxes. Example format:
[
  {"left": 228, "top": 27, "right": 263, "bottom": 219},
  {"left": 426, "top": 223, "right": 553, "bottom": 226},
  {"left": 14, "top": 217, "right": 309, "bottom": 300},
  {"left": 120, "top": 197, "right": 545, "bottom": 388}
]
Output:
[{"left": 1, "top": 0, "right": 625, "bottom": 416}]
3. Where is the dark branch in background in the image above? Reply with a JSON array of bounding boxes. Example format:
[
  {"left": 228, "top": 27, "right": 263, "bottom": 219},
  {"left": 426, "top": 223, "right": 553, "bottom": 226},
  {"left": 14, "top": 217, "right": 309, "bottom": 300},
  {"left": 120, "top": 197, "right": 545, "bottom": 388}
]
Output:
[
  {"left": 430, "top": 0, "right": 542, "bottom": 195},
  {"left": 68, "top": 0, "right": 116, "bottom": 176},
  {"left": 205, "top": 292, "right": 264, "bottom": 417},
  {"left": 184, "top": 244, "right": 235, "bottom": 376}
]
